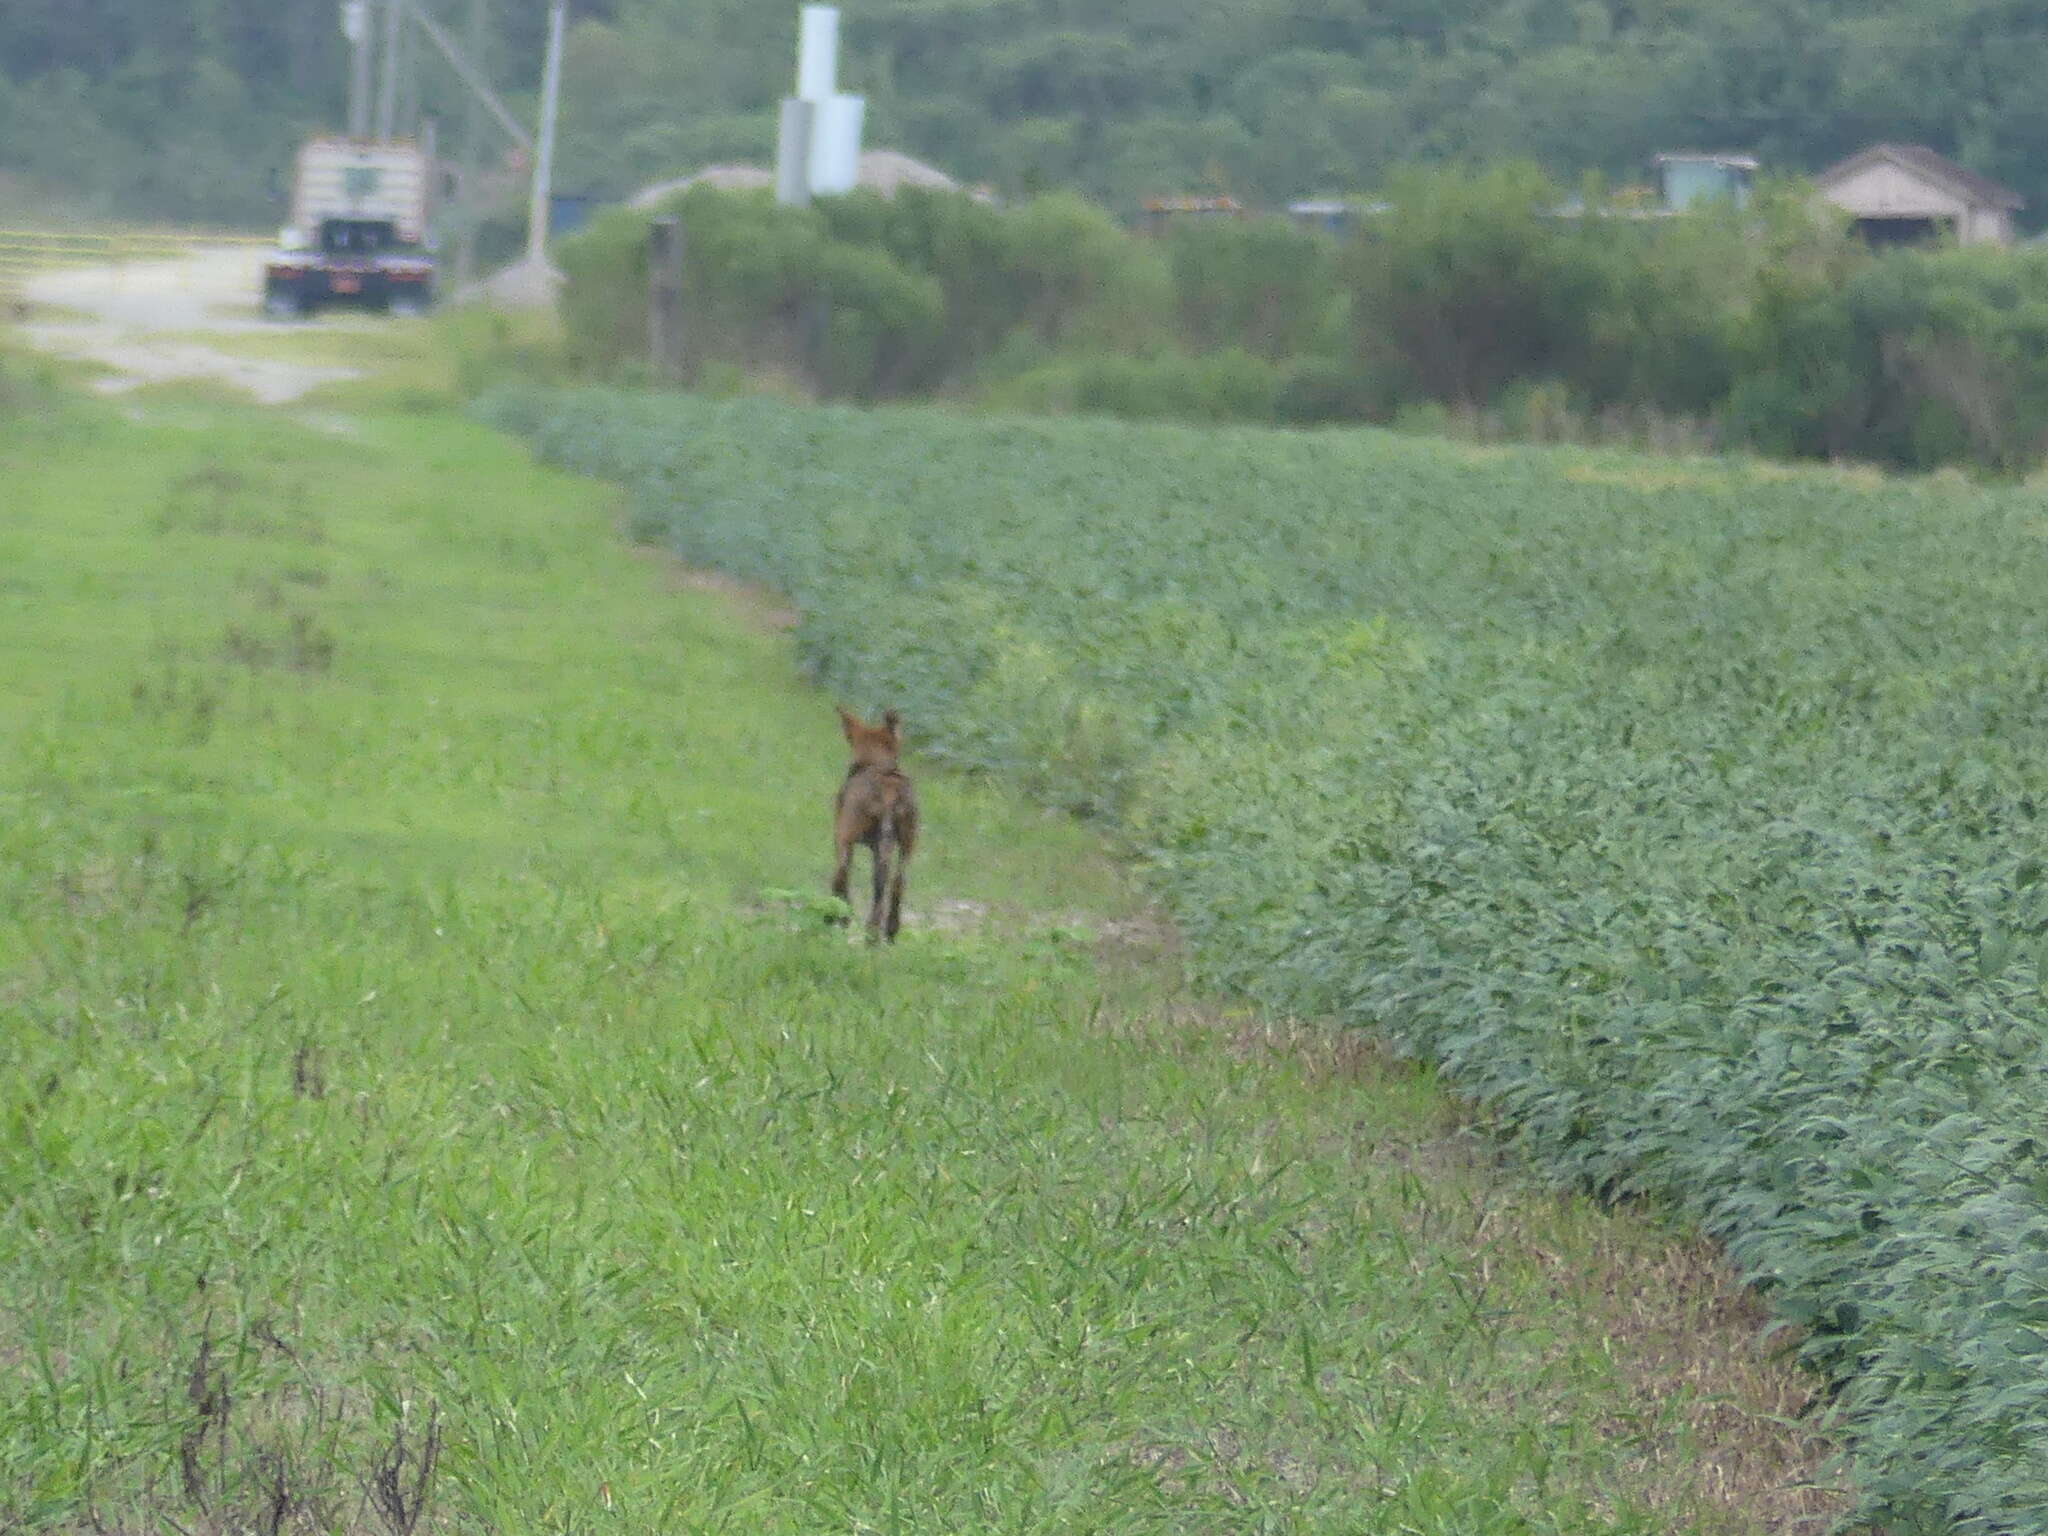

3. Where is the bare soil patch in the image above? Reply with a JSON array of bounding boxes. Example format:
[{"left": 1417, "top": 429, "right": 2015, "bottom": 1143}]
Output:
[
  {"left": 626, "top": 536, "right": 799, "bottom": 632},
  {"left": 20, "top": 247, "right": 366, "bottom": 404}
]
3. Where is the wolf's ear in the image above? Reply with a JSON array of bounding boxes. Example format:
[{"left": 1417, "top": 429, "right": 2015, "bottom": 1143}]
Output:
[
  {"left": 837, "top": 705, "right": 861, "bottom": 741},
  {"left": 882, "top": 709, "right": 903, "bottom": 741}
]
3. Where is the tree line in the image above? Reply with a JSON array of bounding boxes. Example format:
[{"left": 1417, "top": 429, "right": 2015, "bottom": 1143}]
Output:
[{"left": 3, "top": 0, "right": 2047, "bottom": 229}]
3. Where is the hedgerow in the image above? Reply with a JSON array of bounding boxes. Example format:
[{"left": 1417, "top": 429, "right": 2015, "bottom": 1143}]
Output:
[
  {"left": 483, "top": 384, "right": 2048, "bottom": 1531},
  {"left": 560, "top": 175, "right": 2048, "bottom": 476}
]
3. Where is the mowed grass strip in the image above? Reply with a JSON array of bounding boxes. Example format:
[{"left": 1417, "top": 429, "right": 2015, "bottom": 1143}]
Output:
[{"left": 0, "top": 382, "right": 1839, "bottom": 1531}]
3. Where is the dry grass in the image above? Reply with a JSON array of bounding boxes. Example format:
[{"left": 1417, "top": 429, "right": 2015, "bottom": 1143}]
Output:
[
  {"left": 1563, "top": 463, "right": 1724, "bottom": 492},
  {"left": 1092, "top": 997, "right": 1854, "bottom": 1533}
]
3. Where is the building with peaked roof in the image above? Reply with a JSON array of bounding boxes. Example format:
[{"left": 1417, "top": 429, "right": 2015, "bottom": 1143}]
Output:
[{"left": 1816, "top": 144, "right": 2023, "bottom": 247}]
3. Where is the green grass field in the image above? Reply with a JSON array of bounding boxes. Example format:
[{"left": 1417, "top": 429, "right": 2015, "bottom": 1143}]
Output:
[{"left": 0, "top": 357, "right": 1839, "bottom": 1531}]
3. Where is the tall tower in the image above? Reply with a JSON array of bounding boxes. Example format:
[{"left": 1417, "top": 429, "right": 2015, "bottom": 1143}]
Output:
[{"left": 775, "top": 7, "right": 866, "bottom": 205}]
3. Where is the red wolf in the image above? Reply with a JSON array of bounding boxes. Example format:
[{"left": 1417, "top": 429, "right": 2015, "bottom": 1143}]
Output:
[{"left": 831, "top": 706, "right": 919, "bottom": 941}]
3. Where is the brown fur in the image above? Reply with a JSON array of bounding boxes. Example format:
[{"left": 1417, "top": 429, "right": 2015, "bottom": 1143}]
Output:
[{"left": 830, "top": 706, "right": 919, "bottom": 941}]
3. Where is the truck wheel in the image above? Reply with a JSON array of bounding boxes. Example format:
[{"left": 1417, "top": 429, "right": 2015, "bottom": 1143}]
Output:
[
  {"left": 389, "top": 295, "right": 428, "bottom": 319},
  {"left": 264, "top": 293, "right": 305, "bottom": 321}
]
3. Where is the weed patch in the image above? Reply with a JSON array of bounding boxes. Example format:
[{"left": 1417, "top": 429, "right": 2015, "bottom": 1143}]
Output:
[{"left": 223, "top": 611, "right": 336, "bottom": 673}]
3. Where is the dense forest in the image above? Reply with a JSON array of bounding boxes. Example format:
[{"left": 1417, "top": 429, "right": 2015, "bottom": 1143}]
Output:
[{"left": 3, "top": 0, "right": 2048, "bottom": 228}]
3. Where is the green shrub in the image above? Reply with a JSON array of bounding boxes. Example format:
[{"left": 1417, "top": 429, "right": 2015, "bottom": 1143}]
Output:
[
  {"left": 1731, "top": 241, "right": 2048, "bottom": 474},
  {"left": 1339, "top": 164, "right": 1611, "bottom": 408},
  {"left": 1167, "top": 215, "right": 1341, "bottom": 361},
  {"left": 553, "top": 171, "right": 2048, "bottom": 476},
  {"left": 555, "top": 185, "right": 1170, "bottom": 404},
  {"left": 986, "top": 349, "right": 1282, "bottom": 424},
  {"left": 1272, "top": 355, "right": 1383, "bottom": 425},
  {"left": 437, "top": 306, "right": 568, "bottom": 399},
  {"left": 988, "top": 191, "right": 1173, "bottom": 355},
  {"left": 556, "top": 187, "right": 945, "bottom": 400},
  {"left": 555, "top": 203, "right": 658, "bottom": 377},
  {"left": 1338, "top": 169, "right": 1870, "bottom": 436}
]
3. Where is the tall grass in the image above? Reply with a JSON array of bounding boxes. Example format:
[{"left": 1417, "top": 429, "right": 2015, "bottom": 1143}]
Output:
[{"left": 0, "top": 377, "right": 1843, "bottom": 1530}]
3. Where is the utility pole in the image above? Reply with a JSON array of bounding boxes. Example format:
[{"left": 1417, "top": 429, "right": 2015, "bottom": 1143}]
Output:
[
  {"left": 344, "top": 0, "right": 373, "bottom": 138},
  {"left": 421, "top": 115, "right": 439, "bottom": 215},
  {"left": 648, "top": 217, "right": 686, "bottom": 382},
  {"left": 376, "top": 0, "right": 404, "bottom": 139},
  {"left": 525, "top": 0, "right": 568, "bottom": 267},
  {"left": 397, "top": 0, "right": 420, "bottom": 139},
  {"left": 457, "top": 0, "right": 488, "bottom": 287}
]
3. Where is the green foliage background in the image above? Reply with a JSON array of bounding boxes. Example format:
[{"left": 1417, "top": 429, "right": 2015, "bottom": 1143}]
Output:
[
  {"left": 5, "top": 0, "right": 2048, "bottom": 227},
  {"left": 485, "top": 383, "right": 2048, "bottom": 1532},
  {"left": 557, "top": 174, "right": 2048, "bottom": 475}
]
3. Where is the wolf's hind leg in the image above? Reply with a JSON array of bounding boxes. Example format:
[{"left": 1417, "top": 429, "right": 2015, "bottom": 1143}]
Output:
[
  {"left": 884, "top": 860, "right": 907, "bottom": 942},
  {"left": 867, "top": 838, "right": 891, "bottom": 938},
  {"left": 829, "top": 832, "right": 855, "bottom": 925}
]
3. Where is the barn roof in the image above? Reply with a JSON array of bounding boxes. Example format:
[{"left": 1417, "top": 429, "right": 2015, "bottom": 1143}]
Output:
[
  {"left": 1653, "top": 151, "right": 1759, "bottom": 171},
  {"left": 1817, "top": 144, "right": 2024, "bottom": 211}
]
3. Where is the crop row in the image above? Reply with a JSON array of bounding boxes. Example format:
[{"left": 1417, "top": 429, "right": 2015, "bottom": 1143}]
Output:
[{"left": 485, "top": 385, "right": 2048, "bottom": 1531}]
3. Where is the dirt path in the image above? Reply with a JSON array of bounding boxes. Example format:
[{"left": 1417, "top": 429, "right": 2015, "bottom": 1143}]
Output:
[{"left": 21, "top": 245, "right": 368, "bottom": 405}]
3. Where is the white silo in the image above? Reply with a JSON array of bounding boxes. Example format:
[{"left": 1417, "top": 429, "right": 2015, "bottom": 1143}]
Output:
[{"left": 776, "top": 6, "right": 865, "bottom": 204}]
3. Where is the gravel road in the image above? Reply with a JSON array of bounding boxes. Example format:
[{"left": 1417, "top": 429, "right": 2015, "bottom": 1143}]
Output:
[{"left": 22, "top": 245, "right": 369, "bottom": 405}]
